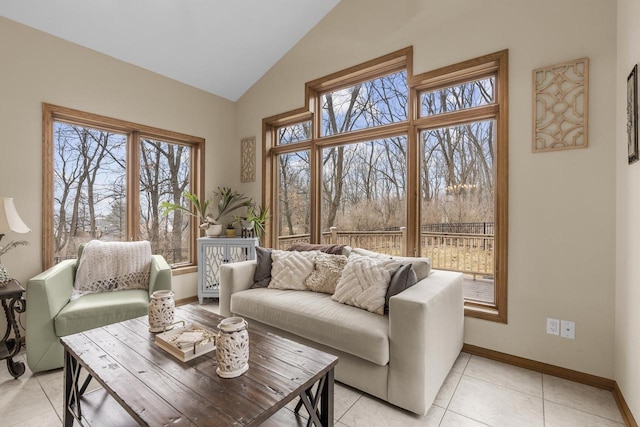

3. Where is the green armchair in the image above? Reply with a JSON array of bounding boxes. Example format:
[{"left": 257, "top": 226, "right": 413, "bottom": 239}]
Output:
[{"left": 26, "top": 254, "right": 172, "bottom": 373}]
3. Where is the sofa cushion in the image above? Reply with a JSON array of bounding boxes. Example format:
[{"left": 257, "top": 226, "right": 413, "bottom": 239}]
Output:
[
  {"left": 384, "top": 264, "right": 418, "bottom": 314},
  {"left": 268, "top": 250, "right": 318, "bottom": 290},
  {"left": 231, "top": 288, "right": 390, "bottom": 365},
  {"left": 55, "top": 289, "right": 149, "bottom": 337},
  {"left": 351, "top": 247, "right": 431, "bottom": 281},
  {"left": 288, "top": 242, "right": 351, "bottom": 256},
  {"left": 332, "top": 254, "right": 400, "bottom": 315},
  {"left": 304, "top": 253, "right": 348, "bottom": 294},
  {"left": 252, "top": 246, "right": 272, "bottom": 288}
]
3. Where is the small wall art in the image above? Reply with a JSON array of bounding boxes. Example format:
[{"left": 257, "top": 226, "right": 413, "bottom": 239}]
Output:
[
  {"left": 627, "top": 64, "right": 638, "bottom": 164},
  {"left": 533, "top": 57, "right": 589, "bottom": 152},
  {"left": 240, "top": 136, "right": 256, "bottom": 182}
]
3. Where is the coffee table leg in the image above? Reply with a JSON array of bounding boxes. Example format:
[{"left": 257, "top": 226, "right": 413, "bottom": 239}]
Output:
[
  {"left": 320, "top": 368, "right": 334, "bottom": 426},
  {"left": 64, "top": 349, "right": 84, "bottom": 427},
  {"left": 295, "top": 368, "right": 334, "bottom": 426}
]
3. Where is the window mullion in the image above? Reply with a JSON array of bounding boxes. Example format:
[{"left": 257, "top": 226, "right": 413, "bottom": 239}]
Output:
[{"left": 128, "top": 131, "right": 141, "bottom": 241}]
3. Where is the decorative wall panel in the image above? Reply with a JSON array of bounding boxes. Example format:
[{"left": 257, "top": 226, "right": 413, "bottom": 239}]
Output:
[
  {"left": 240, "top": 136, "right": 256, "bottom": 182},
  {"left": 533, "top": 58, "right": 589, "bottom": 152}
]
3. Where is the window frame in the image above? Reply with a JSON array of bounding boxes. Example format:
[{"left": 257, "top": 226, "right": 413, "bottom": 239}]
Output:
[
  {"left": 42, "top": 103, "right": 205, "bottom": 273},
  {"left": 262, "top": 48, "right": 508, "bottom": 322}
]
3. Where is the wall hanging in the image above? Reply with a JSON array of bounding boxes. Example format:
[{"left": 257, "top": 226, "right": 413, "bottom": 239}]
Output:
[
  {"left": 533, "top": 57, "right": 589, "bottom": 152},
  {"left": 240, "top": 136, "right": 256, "bottom": 182}
]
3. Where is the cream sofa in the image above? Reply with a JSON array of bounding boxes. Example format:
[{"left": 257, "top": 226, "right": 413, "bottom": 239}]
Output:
[{"left": 220, "top": 259, "right": 464, "bottom": 416}]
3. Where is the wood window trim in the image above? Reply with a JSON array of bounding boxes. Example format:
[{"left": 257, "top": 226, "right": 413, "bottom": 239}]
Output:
[
  {"left": 42, "top": 103, "right": 205, "bottom": 272},
  {"left": 262, "top": 48, "right": 508, "bottom": 323}
]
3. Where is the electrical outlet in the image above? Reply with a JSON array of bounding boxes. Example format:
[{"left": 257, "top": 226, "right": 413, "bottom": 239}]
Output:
[
  {"left": 546, "top": 318, "right": 560, "bottom": 335},
  {"left": 561, "top": 320, "right": 575, "bottom": 339}
]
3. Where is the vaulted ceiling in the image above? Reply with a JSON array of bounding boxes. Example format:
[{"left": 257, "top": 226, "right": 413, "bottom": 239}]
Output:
[{"left": 0, "top": 0, "right": 341, "bottom": 101}]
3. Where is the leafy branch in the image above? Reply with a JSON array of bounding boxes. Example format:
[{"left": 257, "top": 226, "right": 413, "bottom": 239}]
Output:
[{"left": 0, "top": 240, "right": 29, "bottom": 258}]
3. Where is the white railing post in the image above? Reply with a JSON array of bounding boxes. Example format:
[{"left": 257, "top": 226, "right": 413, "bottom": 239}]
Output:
[
  {"left": 400, "top": 226, "right": 407, "bottom": 256},
  {"left": 330, "top": 226, "right": 337, "bottom": 244}
]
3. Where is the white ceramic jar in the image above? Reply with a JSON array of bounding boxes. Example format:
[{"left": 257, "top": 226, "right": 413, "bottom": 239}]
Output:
[
  {"left": 148, "top": 290, "right": 175, "bottom": 332},
  {"left": 215, "top": 317, "right": 249, "bottom": 378}
]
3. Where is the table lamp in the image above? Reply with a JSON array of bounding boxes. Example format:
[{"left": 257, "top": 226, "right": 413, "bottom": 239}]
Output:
[{"left": 0, "top": 197, "right": 31, "bottom": 286}]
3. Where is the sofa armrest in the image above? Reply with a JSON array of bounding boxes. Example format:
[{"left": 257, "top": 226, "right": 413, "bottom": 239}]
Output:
[
  {"left": 387, "top": 270, "right": 464, "bottom": 415},
  {"left": 219, "top": 260, "right": 257, "bottom": 317},
  {"left": 149, "top": 254, "right": 172, "bottom": 295},
  {"left": 26, "top": 259, "right": 77, "bottom": 373}
]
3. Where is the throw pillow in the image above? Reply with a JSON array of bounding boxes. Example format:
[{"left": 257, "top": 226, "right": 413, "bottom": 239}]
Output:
[
  {"left": 268, "top": 250, "right": 319, "bottom": 290},
  {"left": 288, "top": 242, "right": 349, "bottom": 256},
  {"left": 304, "top": 253, "right": 348, "bottom": 294},
  {"left": 351, "top": 247, "right": 431, "bottom": 281},
  {"left": 384, "top": 264, "right": 418, "bottom": 314},
  {"left": 252, "top": 246, "right": 272, "bottom": 288},
  {"left": 331, "top": 254, "right": 400, "bottom": 315}
]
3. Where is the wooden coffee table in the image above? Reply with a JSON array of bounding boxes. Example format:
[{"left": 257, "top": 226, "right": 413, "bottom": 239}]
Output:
[{"left": 60, "top": 305, "right": 338, "bottom": 426}]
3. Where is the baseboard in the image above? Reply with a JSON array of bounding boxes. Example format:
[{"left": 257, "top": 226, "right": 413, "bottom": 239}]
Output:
[
  {"left": 175, "top": 296, "right": 198, "bottom": 306},
  {"left": 462, "top": 344, "right": 638, "bottom": 427},
  {"left": 613, "top": 382, "right": 639, "bottom": 427}
]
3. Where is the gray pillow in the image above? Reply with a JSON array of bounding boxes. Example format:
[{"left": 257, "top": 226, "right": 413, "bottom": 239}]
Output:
[
  {"left": 252, "top": 246, "right": 272, "bottom": 288},
  {"left": 384, "top": 264, "right": 418, "bottom": 314}
]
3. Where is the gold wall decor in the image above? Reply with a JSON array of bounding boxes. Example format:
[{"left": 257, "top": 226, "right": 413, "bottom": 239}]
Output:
[
  {"left": 533, "top": 57, "right": 589, "bottom": 152},
  {"left": 240, "top": 136, "right": 256, "bottom": 182}
]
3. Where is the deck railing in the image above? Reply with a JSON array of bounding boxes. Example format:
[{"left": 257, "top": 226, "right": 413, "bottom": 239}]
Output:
[{"left": 277, "top": 227, "right": 494, "bottom": 277}]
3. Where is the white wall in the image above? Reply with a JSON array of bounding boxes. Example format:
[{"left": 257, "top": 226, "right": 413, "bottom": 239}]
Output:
[
  {"left": 616, "top": 0, "right": 640, "bottom": 420},
  {"left": 0, "top": 16, "right": 237, "bottom": 301},
  {"left": 236, "top": 0, "right": 617, "bottom": 378}
]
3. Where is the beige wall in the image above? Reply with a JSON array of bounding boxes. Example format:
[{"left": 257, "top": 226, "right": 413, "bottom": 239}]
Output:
[
  {"left": 0, "top": 16, "right": 237, "bottom": 301},
  {"left": 616, "top": 0, "right": 640, "bottom": 420},
  {"left": 236, "top": 0, "right": 617, "bottom": 378}
]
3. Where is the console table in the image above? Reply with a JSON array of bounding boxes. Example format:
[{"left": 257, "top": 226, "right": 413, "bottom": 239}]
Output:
[
  {"left": 0, "top": 279, "right": 26, "bottom": 378},
  {"left": 197, "top": 237, "right": 258, "bottom": 303}
]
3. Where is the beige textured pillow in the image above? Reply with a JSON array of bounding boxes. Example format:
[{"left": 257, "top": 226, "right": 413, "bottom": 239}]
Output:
[
  {"left": 304, "top": 253, "right": 348, "bottom": 294},
  {"left": 331, "top": 254, "right": 400, "bottom": 315},
  {"left": 268, "top": 250, "right": 319, "bottom": 290},
  {"left": 351, "top": 247, "right": 431, "bottom": 281}
]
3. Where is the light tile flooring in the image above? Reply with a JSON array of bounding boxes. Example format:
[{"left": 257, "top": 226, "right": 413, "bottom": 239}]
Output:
[{"left": 0, "top": 301, "right": 625, "bottom": 427}]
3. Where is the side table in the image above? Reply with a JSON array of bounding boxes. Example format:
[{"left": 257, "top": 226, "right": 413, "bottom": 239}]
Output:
[{"left": 0, "top": 279, "right": 26, "bottom": 378}]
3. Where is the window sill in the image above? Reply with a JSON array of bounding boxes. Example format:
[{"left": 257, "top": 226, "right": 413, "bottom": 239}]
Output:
[{"left": 464, "top": 301, "right": 507, "bottom": 323}]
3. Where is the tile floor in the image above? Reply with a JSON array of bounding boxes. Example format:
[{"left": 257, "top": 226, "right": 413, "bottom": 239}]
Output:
[{"left": 0, "top": 301, "right": 626, "bottom": 427}]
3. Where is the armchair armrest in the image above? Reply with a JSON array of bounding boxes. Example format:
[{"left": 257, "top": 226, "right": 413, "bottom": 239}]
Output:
[
  {"left": 387, "top": 270, "right": 464, "bottom": 415},
  {"left": 149, "top": 254, "right": 172, "bottom": 295},
  {"left": 219, "top": 260, "right": 257, "bottom": 317},
  {"left": 26, "top": 259, "right": 76, "bottom": 373}
]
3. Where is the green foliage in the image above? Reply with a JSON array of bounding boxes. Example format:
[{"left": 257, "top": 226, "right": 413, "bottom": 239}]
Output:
[
  {"left": 214, "top": 187, "right": 253, "bottom": 221},
  {"left": 160, "top": 190, "right": 210, "bottom": 224},
  {"left": 0, "top": 239, "right": 29, "bottom": 258}
]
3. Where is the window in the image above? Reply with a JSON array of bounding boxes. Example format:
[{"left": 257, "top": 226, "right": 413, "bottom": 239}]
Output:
[
  {"left": 43, "top": 104, "right": 204, "bottom": 271},
  {"left": 263, "top": 48, "right": 508, "bottom": 322}
]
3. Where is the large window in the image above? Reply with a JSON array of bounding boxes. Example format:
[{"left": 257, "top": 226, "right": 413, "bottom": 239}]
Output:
[
  {"left": 43, "top": 104, "right": 204, "bottom": 271},
  {"left": 263, "top": 48, "right": 508, "bottom": 322}
]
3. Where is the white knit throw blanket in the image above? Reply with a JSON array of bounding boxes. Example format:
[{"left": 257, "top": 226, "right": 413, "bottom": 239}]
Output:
[{"left": 72, "top": 240, "right": 152, "bottom": 300}]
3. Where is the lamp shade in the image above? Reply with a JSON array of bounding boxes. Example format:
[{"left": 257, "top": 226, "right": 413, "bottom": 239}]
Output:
[{"left": 0, "top": 197, "right": 31, "bottom": 234}]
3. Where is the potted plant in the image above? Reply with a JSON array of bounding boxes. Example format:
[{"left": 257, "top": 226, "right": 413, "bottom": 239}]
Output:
[
  {"left": 225, "top": 223, "right": 236, "bottom": 238},
  {"left": 236, "top": 204, "right": 269, "bottom": 240},
  {"left": 160, "top": 191, "right": 221, "bottom": 236},
  {"left": 160, "top": 187, "right": 252, "bottom": 237}
]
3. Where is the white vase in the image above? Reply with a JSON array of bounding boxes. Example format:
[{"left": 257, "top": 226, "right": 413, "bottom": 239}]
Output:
[
  {"left": 216, "top": 317, "right": 249, "bottom": 378},
  {"left": 205, "top": 224, "right": 223, "bottom": 237},
  {"left": 148, "top": 290, "right": 175, "bottom": 332}
]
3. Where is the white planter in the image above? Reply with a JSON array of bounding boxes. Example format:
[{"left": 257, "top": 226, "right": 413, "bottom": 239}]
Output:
[
  {"left": 216, "top": 317, "right": 249, "bottom": 378},
  {"left": 205, "top": 224, "right": 223, "bottom": 236}
]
